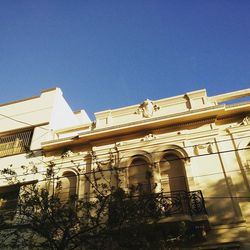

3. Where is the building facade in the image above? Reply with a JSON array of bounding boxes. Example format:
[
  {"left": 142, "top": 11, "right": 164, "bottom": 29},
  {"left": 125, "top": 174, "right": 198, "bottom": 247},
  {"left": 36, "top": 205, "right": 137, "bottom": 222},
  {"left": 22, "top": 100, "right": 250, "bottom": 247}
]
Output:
[{"left": 1, "top": 87, "right": 250, "bottom": 249}]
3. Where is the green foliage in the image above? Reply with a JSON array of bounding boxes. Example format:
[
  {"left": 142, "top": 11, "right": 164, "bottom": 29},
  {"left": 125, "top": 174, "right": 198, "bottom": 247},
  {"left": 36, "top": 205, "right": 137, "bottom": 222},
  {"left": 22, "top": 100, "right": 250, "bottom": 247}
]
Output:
[{"left": 0, "top": 160, "right": 202, "bottom": 250}]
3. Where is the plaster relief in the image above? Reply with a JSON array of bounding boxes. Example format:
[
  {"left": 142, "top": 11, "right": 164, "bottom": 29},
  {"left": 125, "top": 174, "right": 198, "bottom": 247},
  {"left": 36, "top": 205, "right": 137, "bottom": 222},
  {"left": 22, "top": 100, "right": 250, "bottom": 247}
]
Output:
[
  {"left": 135, "top": 99, "right": 160, "bottom": 118},
  {"left": 61, "top": 150, "right": 84, "bottom": 159},
  {"left": 240, "top": 116, "right": 250, "bottom": 126},
  {"left": 194, "top": 143, "right": 214, "bottom": 156},
  {"left": 141, "top": 133, "right": 156, "bottom": 142}
]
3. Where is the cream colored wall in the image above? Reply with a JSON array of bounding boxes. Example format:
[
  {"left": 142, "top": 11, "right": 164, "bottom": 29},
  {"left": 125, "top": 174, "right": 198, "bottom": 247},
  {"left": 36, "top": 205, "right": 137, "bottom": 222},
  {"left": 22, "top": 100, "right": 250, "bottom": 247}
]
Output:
[
  {"left": 74, "top": 110, "right": 91, "bottom": 124},
  {"left": 94, "top": 89, "right": 212, "bottom": 128},
  {"left": 0, "top": 88, "right": 58, "bottom": 133},
  {"left": 30, "top": 124, "right": 51, "bottom": 150},
  {"left": 0, "top": 87, "right": 91, "bottom": 191},
  {"left": 0, "top": 152, "right": 44, "bottom": 186},
  {"left": 0, "top": 87, "right": 91, "bottom": 149},
  {"left": 35, "top": 88, "right": 250, "bottom": 249},
  {"left": 1, "top": 88, "right": 250, "bottom": 248},
  {"left": 49, "top": 89, "right": 85, "bottom": 131},
  {"left": 42, "top": 119, "right": 250, "bottom": 247},
  {"left": 81, "top": 116, "right": 250, "bottom": 247}
]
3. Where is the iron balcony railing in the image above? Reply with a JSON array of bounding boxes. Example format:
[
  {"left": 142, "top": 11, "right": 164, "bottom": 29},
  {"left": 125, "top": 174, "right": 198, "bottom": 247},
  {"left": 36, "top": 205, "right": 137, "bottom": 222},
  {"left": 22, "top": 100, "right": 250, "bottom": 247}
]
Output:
[
  {"left": 135, "top": 190, "right": 207, "bottom": 218},
  {"left": 157, "top": 190, "right": 207, "bottom": 217},
  {"left": 0, "top": 130, "right": 33, "bottom": 158}
]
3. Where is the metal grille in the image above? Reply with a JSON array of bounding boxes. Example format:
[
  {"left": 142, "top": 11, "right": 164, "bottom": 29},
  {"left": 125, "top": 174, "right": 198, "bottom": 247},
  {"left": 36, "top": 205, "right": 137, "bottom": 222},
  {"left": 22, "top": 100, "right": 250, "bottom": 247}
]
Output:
[
  {"left": 0, "top": 129, "right": 33, "bottom": 157},
  {"left": 139, "top": 190, "right": 207, "bottom": 217},
  {"left": 158, "top": 190, "right": 207, "bottom": 216}
]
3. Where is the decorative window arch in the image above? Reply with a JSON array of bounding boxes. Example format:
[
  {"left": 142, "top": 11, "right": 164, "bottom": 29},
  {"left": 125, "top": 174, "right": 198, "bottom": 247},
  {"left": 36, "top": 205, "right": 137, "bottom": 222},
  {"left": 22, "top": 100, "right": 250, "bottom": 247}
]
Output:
[
  {"left": 152, "top": 144, "right": 192, "bottom": 192},
  {"left": 59, "top": 171, "right": 77, "bottom": 201},
  {"left": 157, "top": 147, "right": 189, "bottom": 193},
  {"left": 128, "top": 156, "right": 152, "bottom": 193},
  {"left": 152, "top": 145, "right": 190, "bottom": 164}
]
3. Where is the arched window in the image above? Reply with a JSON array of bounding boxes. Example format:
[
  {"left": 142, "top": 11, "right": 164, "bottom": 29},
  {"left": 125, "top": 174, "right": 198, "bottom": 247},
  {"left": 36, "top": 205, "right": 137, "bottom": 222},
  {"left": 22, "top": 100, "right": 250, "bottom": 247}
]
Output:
[
  {"left": 60, "top": 172, "right": 77, "bottom": 201},
  {"left": 128, "top": 158, "right": 152, "bottom": 193},
  {"left": 160, "top": 154, "right": 187, "bottom": 193}
]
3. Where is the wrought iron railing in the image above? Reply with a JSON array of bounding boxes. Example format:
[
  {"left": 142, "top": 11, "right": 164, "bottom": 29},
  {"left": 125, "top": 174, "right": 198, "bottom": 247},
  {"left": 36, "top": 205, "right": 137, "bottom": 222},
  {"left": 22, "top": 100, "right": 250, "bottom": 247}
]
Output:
[
  {"left": 158, "top": 190, "right": 207, "bottom": 216},
  {"left": 139, "top": 190, "right": 207, "bottom": 218},
  {"left": 0, "top": 130, "right": 33, "bottom": 157}
]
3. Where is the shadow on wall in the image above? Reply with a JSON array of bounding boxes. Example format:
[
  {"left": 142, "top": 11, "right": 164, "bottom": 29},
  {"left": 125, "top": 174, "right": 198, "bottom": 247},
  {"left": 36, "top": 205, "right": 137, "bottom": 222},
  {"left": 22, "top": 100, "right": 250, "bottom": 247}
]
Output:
[
  {"left": 202, "top": 178, "right": 248, "bottom": 247},
  {"left": 205, "top": 178, "right": 242, "bottom": 225}
]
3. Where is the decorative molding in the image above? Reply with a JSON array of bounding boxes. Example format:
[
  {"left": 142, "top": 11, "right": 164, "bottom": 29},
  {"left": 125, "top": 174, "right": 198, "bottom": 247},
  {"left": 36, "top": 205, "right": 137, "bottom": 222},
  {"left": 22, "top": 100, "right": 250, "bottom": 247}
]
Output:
[
  {"left": 227, "top": 115, "right": 250, "bottom": 129},
  {"left": 141, "top": 133, "right": 156, "bottom": 142},
  {"left": 115, "top": 142, "right": 124, "bottom": 147},
  {"left": 91, "top": 147, "right": 119, "bottom": 169},
  {"left": 194, "top": 142, "right": 214, "bottom": 155},
  {"left": 135, "top": 99, "right": 160, "bottom": 118},
  {"left": 61, "top": 149, "right": 84, "bottom": 158},
  {"left": 61, "top": 150, "right": 74, "bottom": 158},
  {"left": 240, "top": 116, "right": 250, "bottom": 126}
]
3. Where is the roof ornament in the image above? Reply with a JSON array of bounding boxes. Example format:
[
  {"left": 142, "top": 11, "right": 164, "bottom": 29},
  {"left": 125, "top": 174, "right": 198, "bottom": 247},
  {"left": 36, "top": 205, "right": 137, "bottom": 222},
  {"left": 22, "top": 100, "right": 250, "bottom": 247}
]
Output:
[
  {"left": 135, "top": 99, "right": 160, "bottom": 118},
  {"left": 240, "top": 116, "right": 250, "bottom": 126}
]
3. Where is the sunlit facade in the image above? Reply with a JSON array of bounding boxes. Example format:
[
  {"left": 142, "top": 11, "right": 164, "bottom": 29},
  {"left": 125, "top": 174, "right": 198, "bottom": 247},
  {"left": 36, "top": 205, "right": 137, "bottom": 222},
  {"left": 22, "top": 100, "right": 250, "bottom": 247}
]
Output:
[{"left": 1, "top": 87, "right": 250, "bottom": 249}]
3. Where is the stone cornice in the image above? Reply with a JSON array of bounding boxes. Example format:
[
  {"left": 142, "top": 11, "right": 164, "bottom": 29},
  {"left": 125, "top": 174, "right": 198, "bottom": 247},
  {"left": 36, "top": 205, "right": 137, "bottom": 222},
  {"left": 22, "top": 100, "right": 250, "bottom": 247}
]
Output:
[
  {"left": 42, "top": 100, "right": 250, "bottom": 151},
  {"left": 42, "top": 106, "right": 223, "bottom": 150}
]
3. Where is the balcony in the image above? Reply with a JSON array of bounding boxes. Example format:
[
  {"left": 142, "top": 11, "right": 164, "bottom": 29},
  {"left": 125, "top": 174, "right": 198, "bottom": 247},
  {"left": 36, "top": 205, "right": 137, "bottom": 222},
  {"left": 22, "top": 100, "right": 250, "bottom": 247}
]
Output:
[
  {"left": 137, "top": 190, "right": 207, "bottom": 223},
  {"left": 0, "top": 130, "right": 33, "bottom": 158},
  {"left": 158, "top": 190, "right": 207, "bottom": 217}
]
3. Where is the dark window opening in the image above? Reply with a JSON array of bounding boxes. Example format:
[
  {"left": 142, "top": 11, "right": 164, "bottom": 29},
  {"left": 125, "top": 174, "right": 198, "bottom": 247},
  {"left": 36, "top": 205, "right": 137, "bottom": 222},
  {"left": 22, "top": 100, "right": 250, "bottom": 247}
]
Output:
[
  {"left": 0, "top": 185, "right": 20, "bottom": 221},
  {"left": 129, "top": 158, "right": 152, "bottom": 193},
  {"left": 59, "top": 172, "right": 77, "bottom": 201}
]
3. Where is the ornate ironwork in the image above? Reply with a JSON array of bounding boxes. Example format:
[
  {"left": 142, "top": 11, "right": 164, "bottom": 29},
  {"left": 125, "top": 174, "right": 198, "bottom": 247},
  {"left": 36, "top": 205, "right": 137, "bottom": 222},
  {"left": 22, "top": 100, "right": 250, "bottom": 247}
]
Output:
[
  {"left": 138, "top": 190, "right": 207, "bottom": 217},
  {"left": 152, "top": 190, "right": 207, "bottom": 217},
  {"left": 124, "top": 190, "right": 207, "bottom": 218}
]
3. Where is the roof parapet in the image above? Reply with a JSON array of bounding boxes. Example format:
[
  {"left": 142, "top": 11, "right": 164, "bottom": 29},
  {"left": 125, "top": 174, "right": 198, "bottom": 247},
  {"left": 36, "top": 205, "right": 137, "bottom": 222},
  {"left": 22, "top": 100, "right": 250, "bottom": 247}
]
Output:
[{"left": 209, "top": 89, "right": 250, "bottom": 103}]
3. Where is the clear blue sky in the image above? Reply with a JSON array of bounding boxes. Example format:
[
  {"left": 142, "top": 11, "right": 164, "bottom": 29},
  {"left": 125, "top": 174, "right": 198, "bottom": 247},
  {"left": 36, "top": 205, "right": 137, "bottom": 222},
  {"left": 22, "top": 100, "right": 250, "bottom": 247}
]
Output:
[{"left": 0, "top": 1, "right": 250, "bottom": 118}]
